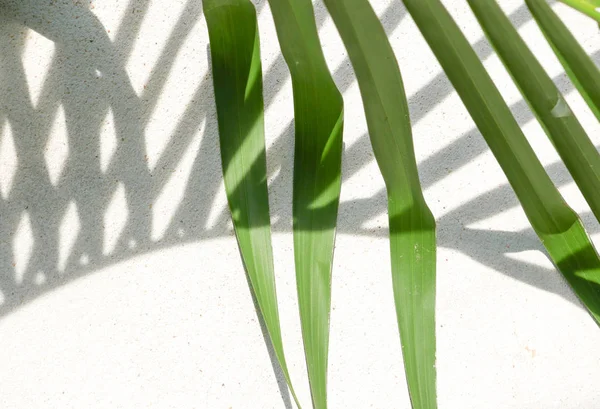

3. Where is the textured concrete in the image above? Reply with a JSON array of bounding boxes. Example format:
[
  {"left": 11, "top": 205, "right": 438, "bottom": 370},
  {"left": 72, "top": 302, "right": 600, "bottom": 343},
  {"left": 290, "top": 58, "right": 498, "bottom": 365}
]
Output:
[{"left": 0, "top": 0, "right": 599, "bottom": 408}]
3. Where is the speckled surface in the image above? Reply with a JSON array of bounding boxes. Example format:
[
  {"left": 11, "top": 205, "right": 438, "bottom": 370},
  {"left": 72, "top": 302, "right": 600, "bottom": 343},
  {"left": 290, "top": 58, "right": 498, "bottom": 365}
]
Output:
[{"left": 0, "top": 0, "right": 599, "bottom": 408}]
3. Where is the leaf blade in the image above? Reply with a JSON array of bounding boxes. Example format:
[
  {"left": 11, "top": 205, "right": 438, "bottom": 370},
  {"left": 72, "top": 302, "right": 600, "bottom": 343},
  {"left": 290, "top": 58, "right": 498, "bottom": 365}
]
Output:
[
  {"left": 267, "top": 0, "right": 344, "bottom": 407},
  {"left": 402, "top": 0, "right": 600, "bottom": 324},
  {"left": 203, "top": 1, "right": 303, "bottom": 406},
  {"left": 321, "top": 0, "right": 437, "bottom": 407},
  {"left": 558, "top": 0, "right": 600, "bottom": 23},
  {"left": 526, "top": 0, "right": 600, "bottom": 122},
  {"left": 467, "top": 0, "right": 600, "bottom": 223}
]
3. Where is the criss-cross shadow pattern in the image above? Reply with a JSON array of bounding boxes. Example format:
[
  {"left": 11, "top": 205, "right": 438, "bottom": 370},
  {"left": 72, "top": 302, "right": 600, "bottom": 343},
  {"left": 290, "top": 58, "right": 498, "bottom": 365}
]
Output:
[{"left": 0, "top": 0, "right": 599, "bottom": 359}]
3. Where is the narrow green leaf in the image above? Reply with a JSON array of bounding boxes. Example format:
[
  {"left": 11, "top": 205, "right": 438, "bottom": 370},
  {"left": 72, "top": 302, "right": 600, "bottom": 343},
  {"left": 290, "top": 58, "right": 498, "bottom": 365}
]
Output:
[
  {"left": 559, "top": 0, "right": 600, "bottom": 23},
  {"left": 467, "top": 0, "right": 600, "bottom": 224},
  {"left": 267, "top": 0, "right": 344, "bottom": 407},
  {"left": 322, "top": 0, "right": 436, "bottom": 407},
  {"left": 402, "top": 0, "right": 600, "bottom": 324},
  {"left": 203, "top": 0, "right": 302, "bottom": 407},
  {"left": 526, "top": 0, "right": 600, "bottom": 122}
]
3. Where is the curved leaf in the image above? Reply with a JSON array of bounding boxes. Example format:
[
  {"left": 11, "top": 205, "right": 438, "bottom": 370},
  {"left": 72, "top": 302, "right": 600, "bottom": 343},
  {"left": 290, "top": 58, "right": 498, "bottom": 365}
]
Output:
[
  {"left": 204, "top": 0, "right": 302, "bottom": 406},
  {"left": 322, "top": 0, "right": 437, "bottom": 407},
  {"left": 402, "top": 0, "right": 600, "bottom": 324},
  {"left": 267, "top": 0, "right": 344, "bottom": 406},
  {"left": 468, "top": 0, "right": 600, "bottom": 223},
  {"left": 526, "top": 0, "right": 600, "bottom": 122},
  {"left": 559, "top": 0, "right": 600, "bottom": 23}
]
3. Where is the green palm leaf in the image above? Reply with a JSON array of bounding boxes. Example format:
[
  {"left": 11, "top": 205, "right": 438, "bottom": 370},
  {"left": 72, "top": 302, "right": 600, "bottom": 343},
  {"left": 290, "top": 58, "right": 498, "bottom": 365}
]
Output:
[
  {"left": 322, "top": 0, "right": 437, "bottom": 407},
  {"left": 467, "top": 0, "right": 600, "bottom": 223},
  {"left": 402, "top": 0, "right": 600, "bottom": 324},
  {"left": 526, "top": 0, "right": 600, "bottom": 122},
  {"left": 559, "top": 0, "right": 600, "bottom": 23},
  {"left": 204, "top": 0, "right": 302, "bottom": 406},
  {"left": 267, "top": 0, "right": 344, "bottom": 406}
]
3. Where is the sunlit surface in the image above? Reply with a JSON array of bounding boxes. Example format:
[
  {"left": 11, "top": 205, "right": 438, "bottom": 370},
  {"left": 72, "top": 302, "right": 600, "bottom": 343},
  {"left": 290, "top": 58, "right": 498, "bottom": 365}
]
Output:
[
  {"left": 0, "top": 121, "right": 17, "bottom": 199},
  {"left": 103, "top": 183, "right": 128, "bottom": 255},
  {"left": 58, "top": 201, "right": 81, "bottom": 272},
  {"left": 44, "top": 105, "right": 68, "bottom": 186}
]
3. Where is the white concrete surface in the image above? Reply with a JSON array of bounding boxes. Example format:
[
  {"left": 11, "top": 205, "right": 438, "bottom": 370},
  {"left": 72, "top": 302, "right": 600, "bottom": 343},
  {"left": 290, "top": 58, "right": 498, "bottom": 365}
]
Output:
[{"left": 0, "top": 0, "right": 599, "bottom": 408}]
